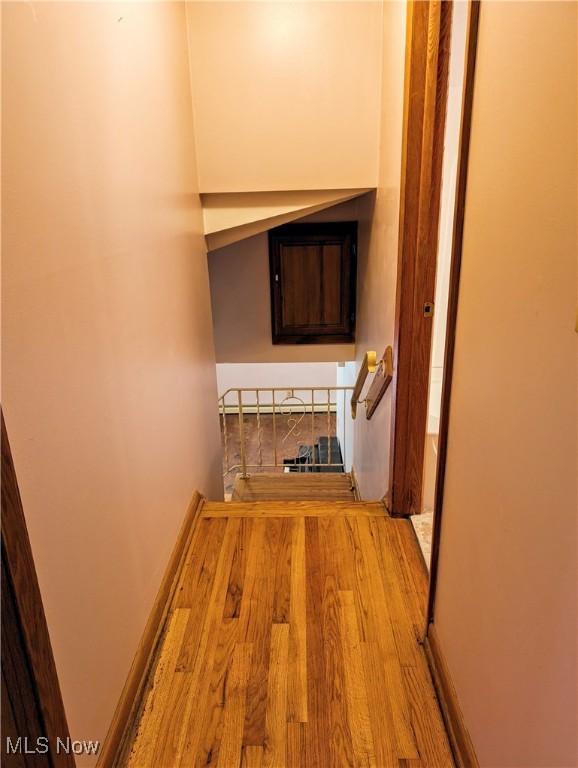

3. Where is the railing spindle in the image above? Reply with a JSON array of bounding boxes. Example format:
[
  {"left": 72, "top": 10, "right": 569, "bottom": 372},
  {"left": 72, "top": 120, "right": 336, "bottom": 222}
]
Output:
[
  {"left": 272, "top": 388, "right": 278, "bottom": 469},
  {"left": 238, "top": 389, "right": 248, "bottom": 478},
  {"left": 256, "top": 389, "right": 263, "bottom": 468},
  {"left": 311, "top": 389, "right": 316, "bottom": 472},
  {"left": 327, "top": 388, "right": 331, "bottom": 466},
  {"left": 221, "top": 396, "right": 229, "bottom": 476}
]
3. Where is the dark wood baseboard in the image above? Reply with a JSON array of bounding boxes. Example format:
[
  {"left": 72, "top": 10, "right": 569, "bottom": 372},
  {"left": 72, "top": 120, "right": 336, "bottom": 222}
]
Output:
[
  {"left": 424, "top": 624, "right": 479, "bottom": 768},
  {"left": 97, "top": 491, "right": 205, "bottom": 768}
]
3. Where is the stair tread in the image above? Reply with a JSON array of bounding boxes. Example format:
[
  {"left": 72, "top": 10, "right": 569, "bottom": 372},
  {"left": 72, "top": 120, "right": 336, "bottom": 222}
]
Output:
[
  {"left": 237, "top": 471, "right": 351, "bottom": 482},
  {"left": 203, "top": 500, "right": 386, "bottom": 518},
  {"left": 230, "top": 471, "right": 358, "bottom": 502}
]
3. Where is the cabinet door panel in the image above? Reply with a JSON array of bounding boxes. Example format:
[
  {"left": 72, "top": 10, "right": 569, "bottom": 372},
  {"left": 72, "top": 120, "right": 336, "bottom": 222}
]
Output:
[
  {"left": 269, "top": 222, "right": 357, "bottom": 345},
  {"left": 281, "top": 245, "right": 322, "bottom": 328},
  {"left": 321, "top": 244, "right": 342, "bottom": 325}
]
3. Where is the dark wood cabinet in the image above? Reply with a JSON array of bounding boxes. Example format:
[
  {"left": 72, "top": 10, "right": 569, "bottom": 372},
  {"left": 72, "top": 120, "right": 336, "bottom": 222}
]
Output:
[{"left": 268, "top": 222, "right": 357, "bottom": 344}]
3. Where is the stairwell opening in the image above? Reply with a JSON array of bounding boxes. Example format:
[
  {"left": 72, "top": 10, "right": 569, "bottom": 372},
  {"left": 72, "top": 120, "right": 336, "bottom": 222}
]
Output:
[{"left": 216, "top": 362, "right": 355, "bottom": 500}]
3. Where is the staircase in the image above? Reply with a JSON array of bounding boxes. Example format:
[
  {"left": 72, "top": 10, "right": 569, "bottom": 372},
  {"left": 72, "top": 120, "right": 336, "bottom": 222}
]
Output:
[{"left": 232, "top": 471, "right": 358, "bottom": 501}]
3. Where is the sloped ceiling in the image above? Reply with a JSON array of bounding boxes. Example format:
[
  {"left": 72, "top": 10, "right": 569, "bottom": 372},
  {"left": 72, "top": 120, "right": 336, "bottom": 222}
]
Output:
[{"left": 202, "top": 188, "right": 372, "bottom": 251}]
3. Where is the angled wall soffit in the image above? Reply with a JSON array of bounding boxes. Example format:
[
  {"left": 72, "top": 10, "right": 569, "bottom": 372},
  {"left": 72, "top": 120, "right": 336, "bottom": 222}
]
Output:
[{"left": 202, "top": 188, "right": 373, "bottom": 251}]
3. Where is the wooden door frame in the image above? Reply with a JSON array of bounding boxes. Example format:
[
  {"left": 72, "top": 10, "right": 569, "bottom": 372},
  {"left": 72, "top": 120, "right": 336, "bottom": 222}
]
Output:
[
  {"left": 388, "top": 0, "right": 453, "bottom": 517},
  {"left": 1, "top": 412, "right": 74, "bottom": 767},
  {"left": 396, "top": 6, "right": 481, "bottom": 763},
  {"left": 389, "top": 0, "right": 482, "bottom": 620},
  {"left": 426, "top": 1, "right": 481, "bottom": 626}
]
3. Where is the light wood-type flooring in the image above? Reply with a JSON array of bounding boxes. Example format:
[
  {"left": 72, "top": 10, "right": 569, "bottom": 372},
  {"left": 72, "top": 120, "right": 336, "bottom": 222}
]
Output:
[{"left": 124, "top": 499, "right": 453, "bottom": 767}]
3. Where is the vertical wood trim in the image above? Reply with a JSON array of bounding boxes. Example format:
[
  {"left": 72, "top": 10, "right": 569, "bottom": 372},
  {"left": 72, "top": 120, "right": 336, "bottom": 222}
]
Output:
[
  {"left": 389, "top": 0, "right": 453, "bottom": 516},
  {"left": 426, "top": 0, "right": 481, "bottom": 625},
  {"left": 1, "top": 411, "right": 74, "bottom": 767}
]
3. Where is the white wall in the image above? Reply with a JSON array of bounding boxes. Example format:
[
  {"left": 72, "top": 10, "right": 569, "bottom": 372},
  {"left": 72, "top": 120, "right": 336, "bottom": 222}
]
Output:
[{"left": 434, "top": 3, "right": 577, "bottom": 765}]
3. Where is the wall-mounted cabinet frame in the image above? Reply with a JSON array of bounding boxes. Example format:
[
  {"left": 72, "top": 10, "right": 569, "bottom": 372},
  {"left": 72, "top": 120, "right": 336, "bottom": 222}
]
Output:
[{"left": 268, "top": 222, "right": 357, "bottom": 345}]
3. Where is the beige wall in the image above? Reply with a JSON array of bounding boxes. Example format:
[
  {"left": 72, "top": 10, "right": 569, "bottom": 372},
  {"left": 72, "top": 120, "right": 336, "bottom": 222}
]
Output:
[
  {"left": 208, "top": 199, "right": 359, "bottom": 364},
  {"left": 350, "top": 1, "right": 407, "bottom": 500},
  {"left": 2, "top": 1, "right": 222, "bottom": 757},
  {"left": 434, "top": 3, "right": 577, "bottom": 766},
  {"left": 186, "top": 1, "right": 383, "bottom": 193}
]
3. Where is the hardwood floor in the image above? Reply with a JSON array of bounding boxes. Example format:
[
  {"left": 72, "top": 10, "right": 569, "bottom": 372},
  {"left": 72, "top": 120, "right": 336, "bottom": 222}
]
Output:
[
  {"left": 232, "top": 473, "right": 357, "bottom": 502},
  {"left": 123, "top": 501, "right": 453, "bottom": 767}
]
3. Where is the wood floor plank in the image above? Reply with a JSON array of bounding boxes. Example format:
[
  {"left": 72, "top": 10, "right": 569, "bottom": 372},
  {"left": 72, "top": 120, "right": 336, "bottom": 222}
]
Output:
[
  {"left": 272, "top": 518, "right": 292, "bottom": 623},
  {"left": 156, "top": 618, "right": 240, "bottom": 766},
  {"left": 238, "top": 519, "right": 266, "bottom": 635},
  {"left": 169, "top": 518, "right": 241, "bottom": 766},
  {"left": 304, "top": 518, "right": 331, "bottom": 767},
  {"left": 287, "top": 722, "right": 307, "bottom": 768},
  {"left": 175, "top": 517, "right": 228, "bottom": 608},
  {"left": 369, "top": 516, "right": 423, "bottom": 667},
  {"left": 216, "top": 643, "right": 253, "bottom": 768},
  {"left": 319, "top": 518, "right": 355, "bottom": 767},
  {"left": 174, "top": 519, "right": 229, "bottom": 677},
  {"left": 127, "top": 608, "right": 191, "bottom": 767},
  {"left": 241, "top": 519, "right": 282, "bottom": 746},
  {"left": 392, "top": 520, "right": 429, "bottom": 611},
  {"left": 361, "top": 641, "right": 401, "bottom": 767},
  {"left": 365, "top": 517, "right": 454, "bottom": 765},
  {"left": 354, "top": 516, "right": 419, "bottom": 760},
  {"left": 341, "top": 515, "right": 371, "bottom": 642},
  {"left": 402, "top": 665, "right": 454, "bottom": 767},
  {"left": 319, "top": 516, "right": 354, "bottom": 591},
  {"left": 241, "top": 746, "right": 264, "bottom": 767},
  {"left": 197, "top": 617, "right": 240, "bottom": 767},
  {"left": 224, "top": 518, "right": 251, "bottom": 620},
  {"left": 263, "top": 624, "right": 290, "bottom": 768},
  {"left": 338, "top": 590, "right": 376, "bottom": 768},
  {"left": 287, "top": 517, "right": 308, "bottom": 724},
  {"left": 383, "top": 520, "right": 426, "bottom": 619}
]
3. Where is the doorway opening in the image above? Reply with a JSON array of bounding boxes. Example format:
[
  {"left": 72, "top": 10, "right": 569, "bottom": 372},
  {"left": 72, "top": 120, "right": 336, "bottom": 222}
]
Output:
[{"left": 410, "top": 0, "right": 470, "bottom": 569}]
